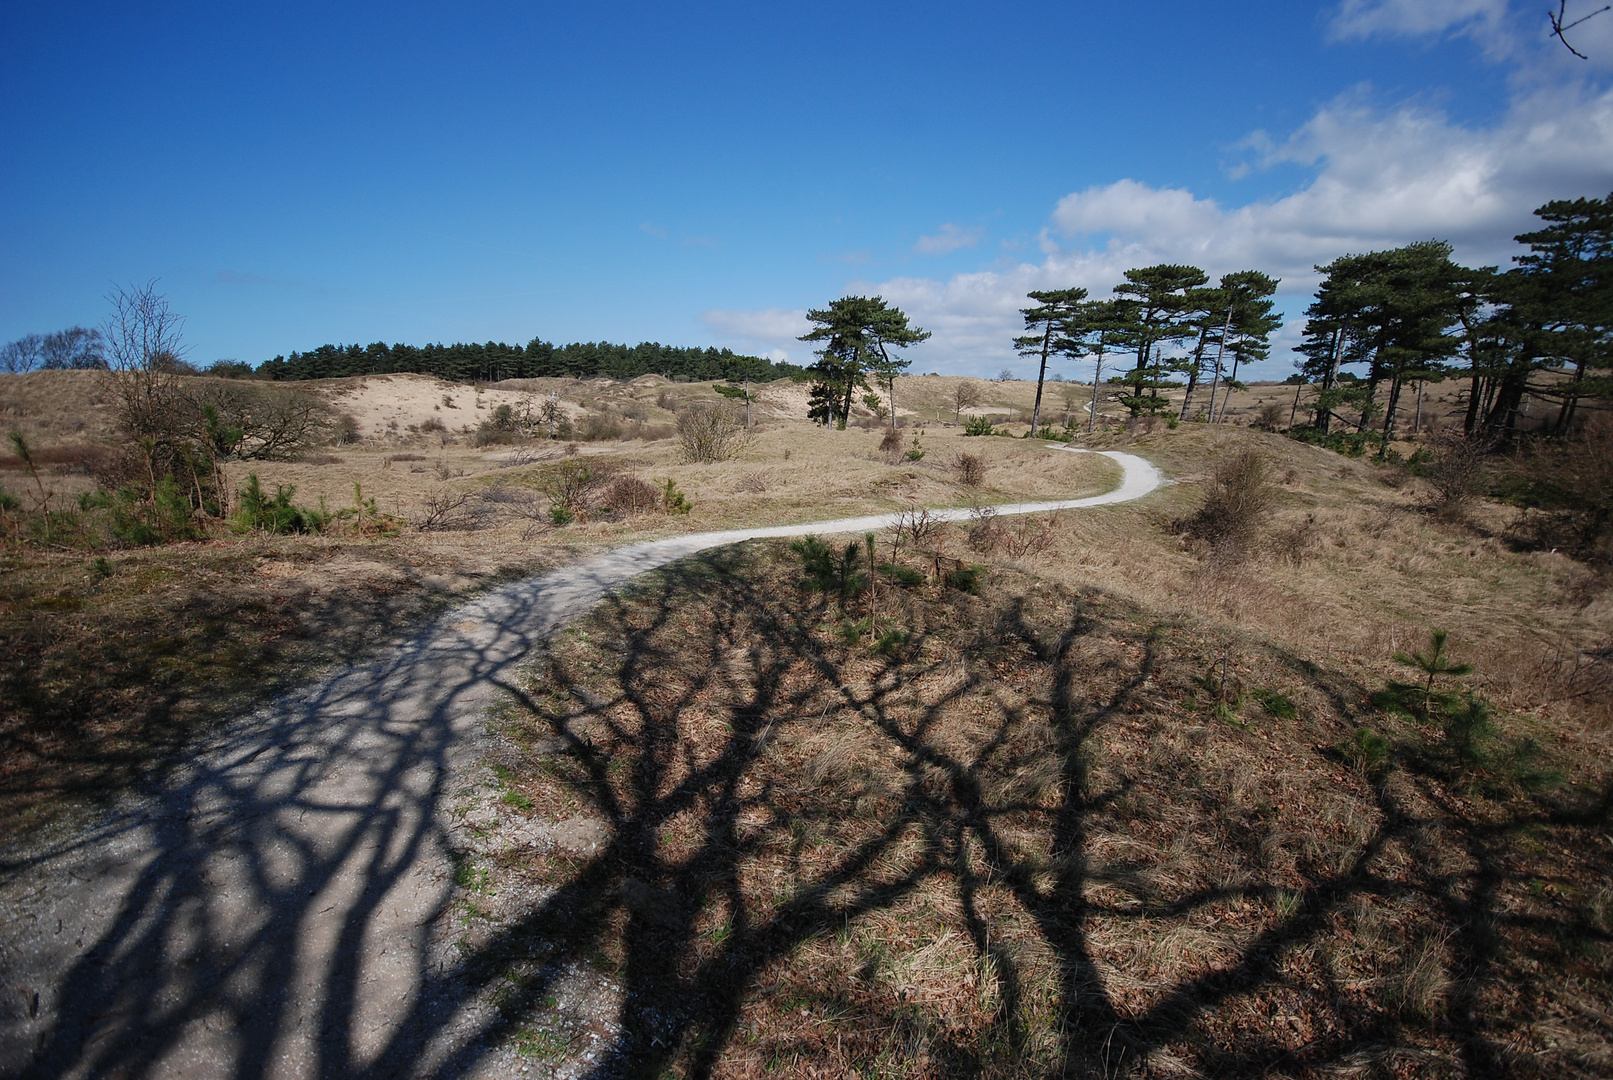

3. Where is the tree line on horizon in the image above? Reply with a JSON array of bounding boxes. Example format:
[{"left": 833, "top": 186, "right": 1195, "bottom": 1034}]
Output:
[
  {"left": 793, "top": 190, "right": 1608, "bottom": 452},
  {"left": 252, "top": 338, "right": 804, "bottom": 384}
]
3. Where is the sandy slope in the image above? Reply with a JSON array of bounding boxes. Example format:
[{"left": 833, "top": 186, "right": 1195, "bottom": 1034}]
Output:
[{"left": 0, "top": 449, "right": 1160, "bottom": 1080}]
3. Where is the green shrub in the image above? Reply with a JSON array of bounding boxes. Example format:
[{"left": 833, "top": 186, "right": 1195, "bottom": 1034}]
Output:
[
  {"left": 661, "top": 478, "right": 692, "bottom": 515},
  {"left": 1344, "top": 727, "right": 1393, "bottom": 779},
  {"left": 1251, "top": 688, "right": 1297, "bottom": 720},
  {"left": 878, "top": 562, "right": 925, "bottom": 588},
  {"left": 108, "top": 478, "right": 202, "bottom": 545},
  {"left": 232, "top": 474, "right": 329, "bottom": 535},
  {"left": 963, "top": 415, "right": 996, "bottom": 437},
  {"left": 789, "top": 535, "right": 866, "bottom": 604},
  {"left": 944, "top": 563, "right": 983, "bottom": 594}
]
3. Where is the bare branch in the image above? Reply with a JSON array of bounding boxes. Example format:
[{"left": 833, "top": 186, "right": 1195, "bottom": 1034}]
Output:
[{"left": 1550, "top": 0, "right": 1610, "bottom": 58}]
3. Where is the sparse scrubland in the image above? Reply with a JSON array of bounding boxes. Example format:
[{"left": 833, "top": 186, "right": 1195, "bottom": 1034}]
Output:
[{"left": 2, "top": 359, "right": 1609, "bottom": 1075}]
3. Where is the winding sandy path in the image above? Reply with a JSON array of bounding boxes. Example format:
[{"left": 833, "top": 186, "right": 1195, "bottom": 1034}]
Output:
[{"left": 0, "top": 448, "right": 1160, "bottom": 1080}]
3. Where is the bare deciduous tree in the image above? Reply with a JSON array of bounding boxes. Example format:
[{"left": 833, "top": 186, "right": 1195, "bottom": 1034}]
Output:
[
  {"left": 41, "top": 327, "right": 106, "bottom": 369},
  {"left": 102, "top": 281, "right": 189, "bottom": 445},
  {"left": 951, "top": 380, "right": 983, "bottom": 422},
  {"left": 1, "top": 335, "right": 44, "bottom": 373}
]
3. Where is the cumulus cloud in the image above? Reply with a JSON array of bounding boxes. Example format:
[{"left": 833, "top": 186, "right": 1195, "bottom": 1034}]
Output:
[
  {"left": 913, "top": 224, "right": 984, "bottom": 255},
  {"left": 831, "top": 79, "right": 1613, "bottom": 377},
  {"left": 701, "top": 307, "right": 811, "bottom": 361},
  {"left": 705, "top": 24, "right": 1613, "bottom": 379}
]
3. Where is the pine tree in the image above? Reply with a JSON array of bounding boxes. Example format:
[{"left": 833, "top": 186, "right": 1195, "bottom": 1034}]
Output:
[{"left": 1015, "top": 287, "right": 1088, "bottom": 433}]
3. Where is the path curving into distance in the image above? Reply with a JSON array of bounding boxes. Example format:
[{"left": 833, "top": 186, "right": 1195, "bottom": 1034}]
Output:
[{"left": 0, "top": 447, "right": 1160, "bottom": 1080}]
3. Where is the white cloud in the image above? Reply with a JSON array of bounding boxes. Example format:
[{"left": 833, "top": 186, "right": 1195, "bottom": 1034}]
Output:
[
  {"left": 1330, "top": 0, "right": 1511, "bottom": 45},
  {"left": 1328, "top": 0, "right": 1613, "bottom": 68},
  {"left": 913, "top": 224, "right": 984, "bottom": 255},
  {"left": 701, "top": 307, "right": 811, "bottom": 361},
  {"left": 849, "top": 80, "right": 1613, "bottom": 378}
]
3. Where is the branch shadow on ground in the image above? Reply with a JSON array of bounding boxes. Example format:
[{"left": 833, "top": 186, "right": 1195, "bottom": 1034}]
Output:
[{"left": 5, "top": 545, "right": 1608, "bottom": 1079}]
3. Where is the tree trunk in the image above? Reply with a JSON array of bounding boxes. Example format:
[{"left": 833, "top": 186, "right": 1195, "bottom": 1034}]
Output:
[
  {"left": 1031, "top": 325, "right": 1052, "bottom": 433},
  {"left": 1216, "top": 350, "right": 1243, "bottom": 423},
  {"left": 1378, "top": 375, "right": 1405, "bottom": 459},
  {"left": 1088, "top": 343, "right": 1106, "bottom": 433},
  {"left": 1483, "top": 361, "right": 1532, "bottom": 440},
  {"left": 1204, "top": 306, "right": 1233, "bottom": 425},
  {"left": 1289, "top": 379, "right": 1303, "bottom": 429},
  {"left": 1555, "top": 360, "right": 1587, "bottom": 434},
  {"left": 1178, "top": 325, "right": 1210, "bottom": 421}
]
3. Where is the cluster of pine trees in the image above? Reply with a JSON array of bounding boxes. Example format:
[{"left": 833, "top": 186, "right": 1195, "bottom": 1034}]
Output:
[
  {"left": 1297, "top": 192, "right": 1610, "bottom": 448},
  {"left": 1011, "top": 269, "right": 1283, "bottom": 432},
  {"left": 255, "top": 339, "right": 803, "bottom": 384}
]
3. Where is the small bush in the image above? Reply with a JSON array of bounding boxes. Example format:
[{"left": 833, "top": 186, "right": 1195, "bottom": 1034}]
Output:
[
  {"left": 963, "top": 414, "right": 996, "bottom": 437},
  {"left": 944, "top": 563, "right": 983, "bottom": 594},
  {"left": 419, "top": 416, "right": 447, "bottom": 434},
  {"left": 677, "top": 401, "right": 751, "bottom": 463},
  {"left": 541, "top": 460, "right": 601, "bottom": 525},
  {"left": 878, "top": 426, "right": 903, "bottom": 462},
  {"left": 953, "top": 453, "right": 987, "bottom": 487},
  {"left": 1250, "top": 688, "right": 1297, "bottom": 720},
  {"left": 580, "top": 412, "right": 625, "bottom": 442},
  {"left": 1253, "top": 402, "right": 1286, "bottom": 430},
  {"left": 600, "top": 475, "right": 660, "bottom": 517},
  {"left": 1343, "top": 727, "right": 1393, "bottom": 779},
  {"left": 1178, "top": 449, "right": 1276, "bottom": 563},
  {"left": 1420, "top": 428, "right": 1492, "bottom": 516},
  {"left": 232, "top": 474, "right": 327, "bottom": 535},
  {"left": 789, "top": 535, "right": 866, "bottom": 605},
  {"left": 661, "top": 479, "right": 692, "bottom": 515},
  {"left": 879, "top": 562, "right": 925, "bottom": 588}
]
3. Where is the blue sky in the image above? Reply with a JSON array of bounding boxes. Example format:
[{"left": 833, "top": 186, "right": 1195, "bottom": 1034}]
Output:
[{"left": 3, "top": 1, "right": 1611, "bottom": 379}]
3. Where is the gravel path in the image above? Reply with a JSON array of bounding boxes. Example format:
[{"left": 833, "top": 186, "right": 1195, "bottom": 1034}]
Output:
[{"left": 0, "top": 448, "right": 1160, "bottom": 1080}]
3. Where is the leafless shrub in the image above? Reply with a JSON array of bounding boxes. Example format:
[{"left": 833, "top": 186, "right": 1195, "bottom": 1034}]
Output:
[
  {"left": 676, "top": 400, "right": 752, "bottom": 464},
  {"left": 333, "top": 412, "right": 360, "bottom": 445},
  {"left": 419, "top": 416, "right": 446, "bottom": 434},
  {"left": 1422, "top": 428, "right": 1492, "bottom": 517},
  {"left": 192, "top": 379, "right": 339, "bottom": 460},
  {"left": 967, "top": 503, "right": 1003, "bottom": 553},
  {"left": 655, "top": 390, "right": 678, "bottom": 411},
  {"left": 1536, "top": 636, "right": 1613, "bottom": 724},
  {"left": 1178, "top": 449, "right": 1276, "bottom": 564},
  {"left": 481, "top": 483, "right": 550, "bottom": 537},
  {"left": 416, "top": 487, "right": 492, "bottom": 531},
  {"left": 735, "top": 472, "right": 768, "bottom": 494},
  {"left": 890, "top": 503, "right": 940, "bottom": 549},
  {"left": 600, "top": 475, "right": 660, "bottom": 517},
  {"left": 1000, "top": 513, "right": 1057, "bottom": 558},
  {"left": 541, "top": 458, "right": 608, "bottom": 523},
  {"left": 953, "top": 453, "right": 986, "bottom": 487},
  {"left": 494, "top": 444, "right": 546, "bottom": 468}
]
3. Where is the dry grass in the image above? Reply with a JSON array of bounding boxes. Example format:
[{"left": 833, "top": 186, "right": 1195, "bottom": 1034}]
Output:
[{"left": 451, "top": 538, "right": 1611, "bottom": 1076}]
